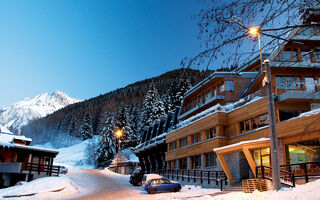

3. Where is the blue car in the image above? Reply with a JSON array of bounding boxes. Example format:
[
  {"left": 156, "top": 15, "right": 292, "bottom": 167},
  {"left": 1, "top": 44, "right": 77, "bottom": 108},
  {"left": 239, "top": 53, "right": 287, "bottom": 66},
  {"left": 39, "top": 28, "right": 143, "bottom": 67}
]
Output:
[{"left": 144, "top": 178, "right": 181, "bottom": 194}]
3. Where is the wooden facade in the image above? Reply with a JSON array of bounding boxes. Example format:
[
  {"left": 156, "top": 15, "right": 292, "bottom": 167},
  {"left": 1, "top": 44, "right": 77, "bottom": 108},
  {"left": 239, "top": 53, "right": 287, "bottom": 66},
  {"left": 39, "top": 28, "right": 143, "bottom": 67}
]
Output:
[{"left": 165, "top": 10, "right": 320, "bottom": 184}]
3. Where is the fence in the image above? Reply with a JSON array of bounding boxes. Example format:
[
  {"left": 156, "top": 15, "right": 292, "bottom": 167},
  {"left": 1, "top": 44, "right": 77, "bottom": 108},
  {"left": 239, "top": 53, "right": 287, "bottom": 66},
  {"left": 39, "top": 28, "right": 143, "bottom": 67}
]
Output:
[{"left": 156, "top": 169, "right": 227, "bottom": 189}]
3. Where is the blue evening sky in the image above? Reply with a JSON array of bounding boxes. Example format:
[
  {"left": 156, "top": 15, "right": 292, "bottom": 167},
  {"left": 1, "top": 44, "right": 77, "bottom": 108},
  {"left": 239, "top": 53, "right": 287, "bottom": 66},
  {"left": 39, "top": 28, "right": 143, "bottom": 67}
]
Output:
[{"left": 0, "top": 0, "right": 206, "bottom": 106}]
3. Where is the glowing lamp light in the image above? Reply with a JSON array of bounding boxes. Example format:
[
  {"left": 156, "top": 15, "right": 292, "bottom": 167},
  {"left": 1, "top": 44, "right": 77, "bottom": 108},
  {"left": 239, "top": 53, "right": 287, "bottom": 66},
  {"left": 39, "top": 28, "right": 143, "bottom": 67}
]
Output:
[
  {"left": 249, "top": 27, "right": 259, "bottom": 35},
  {"left": 115, "top": 129, "right": 122, "bottom": 137}
]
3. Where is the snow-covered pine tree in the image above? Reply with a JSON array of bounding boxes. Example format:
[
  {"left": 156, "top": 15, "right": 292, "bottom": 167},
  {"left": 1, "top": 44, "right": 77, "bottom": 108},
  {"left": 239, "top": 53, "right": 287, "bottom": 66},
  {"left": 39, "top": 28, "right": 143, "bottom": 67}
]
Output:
[
  {"left": 68, "top": 115, "right": 77, "bottom": 136},
  {"left": 79, "top": 112, "right": 93, "bottom": 140},
  {"left": 167, "top": 75, "right": 192, "bottom": 112},
  {"left": 141, "top": 82, "right": 166, "bottom": 129},
  {"left": 127, "top": 104, "right": 141, "bottom": 146},
  {"left": 115, "top": 106, "right": 134, "bottom": 149},
  {"left": 161, "top": 93, "right": 171, "bottom": 115},
  {"left": 94, "top": 115, "right": 118, "bottom": 167}
]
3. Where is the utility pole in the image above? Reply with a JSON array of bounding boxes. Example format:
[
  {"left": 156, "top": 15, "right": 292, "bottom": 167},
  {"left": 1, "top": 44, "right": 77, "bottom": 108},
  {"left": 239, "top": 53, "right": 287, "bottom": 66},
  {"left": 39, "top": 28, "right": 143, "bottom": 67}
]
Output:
[{"left": 264, "top": 59, "right": 281, "bottom": 191}]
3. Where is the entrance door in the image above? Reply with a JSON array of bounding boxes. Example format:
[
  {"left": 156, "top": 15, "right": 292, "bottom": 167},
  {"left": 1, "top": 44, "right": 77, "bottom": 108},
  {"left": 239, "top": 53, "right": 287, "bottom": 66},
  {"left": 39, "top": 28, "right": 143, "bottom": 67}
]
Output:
[{"left": 253, "top": 148, "right": 271, "bottom": 167}]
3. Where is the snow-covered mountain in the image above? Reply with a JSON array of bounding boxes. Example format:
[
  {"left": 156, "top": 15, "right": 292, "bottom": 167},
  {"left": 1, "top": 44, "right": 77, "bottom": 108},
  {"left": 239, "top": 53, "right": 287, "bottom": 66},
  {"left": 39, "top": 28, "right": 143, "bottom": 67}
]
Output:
[{"left": 0, "top": 91, "right": 81, "bottom": 131}]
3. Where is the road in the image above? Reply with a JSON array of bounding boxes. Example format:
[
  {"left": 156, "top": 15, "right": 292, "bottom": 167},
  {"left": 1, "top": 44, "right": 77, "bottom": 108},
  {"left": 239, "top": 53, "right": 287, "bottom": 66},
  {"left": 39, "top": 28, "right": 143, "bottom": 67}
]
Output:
[
  {"left": 61, "top": 168, "right": 143, "bottom": 200},
  {"left": 58, "top": 168, "right": 221, "bottom": 200}
]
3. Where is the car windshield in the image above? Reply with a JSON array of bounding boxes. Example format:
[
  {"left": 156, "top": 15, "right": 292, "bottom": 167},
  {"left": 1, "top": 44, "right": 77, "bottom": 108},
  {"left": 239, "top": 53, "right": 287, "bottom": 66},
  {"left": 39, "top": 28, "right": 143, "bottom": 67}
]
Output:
[{"left": 160, "top": 178, "right": 170, "bottom": 184}]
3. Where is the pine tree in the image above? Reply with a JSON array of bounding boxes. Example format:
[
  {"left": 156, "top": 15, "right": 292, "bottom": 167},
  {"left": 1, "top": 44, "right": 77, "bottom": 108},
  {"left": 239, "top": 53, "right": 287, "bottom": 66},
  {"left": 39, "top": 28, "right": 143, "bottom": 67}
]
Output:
[
  {"left": 94, "top": 115, "right": 118, "bottom": 167},
  {"left": 141, "top": 82, "right": 166, "bottom": 128},
  {"left": 79, "top": 112, "right": 93, "bottom": 140},
  {"left": 68, "top": 115, "right": 77, "bottom": 136},
  {"left": 127, "top": 104, "right": 141, "bottom": 146},
  {"left": 115, "top": 106, "right": 134, "bottom": 149}
]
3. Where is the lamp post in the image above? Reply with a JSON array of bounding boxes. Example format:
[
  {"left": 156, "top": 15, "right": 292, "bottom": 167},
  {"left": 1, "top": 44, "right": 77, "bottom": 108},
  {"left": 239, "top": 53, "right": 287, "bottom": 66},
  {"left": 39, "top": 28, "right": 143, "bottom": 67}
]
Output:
[
  {"left": 115, "top": 129, "right": 123, "bottom": 157},
  {"left": 249, "top": 27, "right": 281, "bottom": 191}
]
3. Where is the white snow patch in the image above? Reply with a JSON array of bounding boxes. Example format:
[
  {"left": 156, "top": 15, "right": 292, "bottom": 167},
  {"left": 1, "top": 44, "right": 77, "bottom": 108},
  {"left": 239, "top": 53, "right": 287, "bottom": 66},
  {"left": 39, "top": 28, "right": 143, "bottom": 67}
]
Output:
[{"left": 35, "top": 139, "right": 95, "bottom": 169}]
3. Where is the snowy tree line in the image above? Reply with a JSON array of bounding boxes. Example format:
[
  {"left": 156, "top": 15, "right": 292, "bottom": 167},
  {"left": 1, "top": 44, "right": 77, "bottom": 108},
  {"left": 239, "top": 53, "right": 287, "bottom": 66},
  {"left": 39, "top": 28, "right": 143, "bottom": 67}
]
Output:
[{"left": 21, "top": 69, "right": 205, "bottom": 166}]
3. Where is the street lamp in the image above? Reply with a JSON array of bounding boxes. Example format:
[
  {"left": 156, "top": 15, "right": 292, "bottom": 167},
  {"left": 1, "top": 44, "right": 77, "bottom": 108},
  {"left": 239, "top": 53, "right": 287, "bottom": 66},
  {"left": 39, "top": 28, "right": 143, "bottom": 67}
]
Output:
[
  {"left": 115, "top": 129, "right": 123, "bottom": 157},
  {"left": 249, "top": 27, "right": 281, "bottom": 191}
]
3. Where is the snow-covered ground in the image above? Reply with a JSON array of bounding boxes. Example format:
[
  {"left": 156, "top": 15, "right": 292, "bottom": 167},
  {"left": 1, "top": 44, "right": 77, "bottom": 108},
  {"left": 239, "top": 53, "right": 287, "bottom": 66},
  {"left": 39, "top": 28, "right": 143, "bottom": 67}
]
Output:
[
  {"left": 1, "top": 139, "right": 319, "bottom": 199},
  {"left": 1, "top": 167, "right": 320, "bottom": 200}
]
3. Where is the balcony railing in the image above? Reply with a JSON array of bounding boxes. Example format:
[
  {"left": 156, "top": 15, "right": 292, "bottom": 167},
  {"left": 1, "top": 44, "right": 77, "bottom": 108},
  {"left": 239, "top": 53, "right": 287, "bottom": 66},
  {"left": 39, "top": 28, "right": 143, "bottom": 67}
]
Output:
[{"left": 22, "top": 163, "right": 61, "bottom": 176}]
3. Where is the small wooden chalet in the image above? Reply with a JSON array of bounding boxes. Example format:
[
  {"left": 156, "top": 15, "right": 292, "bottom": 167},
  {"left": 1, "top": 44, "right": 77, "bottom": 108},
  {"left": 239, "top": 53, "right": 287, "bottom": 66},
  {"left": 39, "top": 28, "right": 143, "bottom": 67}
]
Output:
[
  {"left": 163, "top": 9, "right": 320, "bottom": 187},
  {"left": 0, "top": 131, "right": 59, "bottom": 188},
  {"left": 108, "top": 153, "right": 139, "bottom": 175}
]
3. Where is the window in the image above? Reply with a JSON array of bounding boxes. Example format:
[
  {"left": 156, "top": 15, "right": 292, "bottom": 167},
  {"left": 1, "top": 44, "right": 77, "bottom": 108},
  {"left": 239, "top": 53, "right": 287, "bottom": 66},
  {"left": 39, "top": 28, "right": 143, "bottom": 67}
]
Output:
[
  {"left": 205, "top": 152, "right": 216, "bottom": 167},
  {"left": 160, "top": 178, "right": 170, "bottom": 184},
  {"left": 240, "top": 114, "right": 269, "bottom": 133},
  {"left": 206, "top": 90, "right": 211, "bottom": 99},
  {"left": 218, "top": 83, "right": 225, "bottom": 93},
  {"left": 180, "top": 137, "right": 188, "bottom": 147},
  {"left": 192, "top": 133, "right": 201, "bottom": 144},
  {"left": 201, "top": 93, "right": 206, "bottom": 104},
  {"left": 252, "top": 118, "right": 258, "bottom": 129},
  {"left": 152, "top": 179, "right": 160, "bottom": 185},
  {"left": 300, "top": 49, "right": 312, "bottom": 64},
  {"left": 169, "top": 141, "right": 177, "bottom": 151},
  {"left": 222, "top": 126, "right": 227, "bottom": 136},
  {"left": 206, "top": 127, "right": 216, "bottom": 139},
  {"left": 225, "top": 80, "right": 234, "bottom": 91},
  {"left": 240, "top": 119, "right": 251, "bottom": 133},
  {"left": 279, "top": 110, "right": 301, "bottom": 122},
  {"left": 171, "top": 160, "right": 176, "bottom": 169},
  {"left": 276, "top": 76, "right": 302, "bottom": 90},
  {"left": 314, "top": 51, "right": 320, "bottom": 62},
  {"left": 257, "top": 114, "right": 269, "bottom": 128},
  {"left": 253, "top": 148, "right": 270, "bottom": 167},
  {"left": 191, "top": 155, "right": 201, "bottom": 169},
  {"left": 245, "top": 119, "right": 250, "bottom": 131},
  {"left": 179, "top": 158, "right": 187, "bottom": 169},
  {"left": 211, "top": 88, "right": 216, "bottom": 97},
  {"left": 277, "top": 48, "right": 298, "bottom": 62}
]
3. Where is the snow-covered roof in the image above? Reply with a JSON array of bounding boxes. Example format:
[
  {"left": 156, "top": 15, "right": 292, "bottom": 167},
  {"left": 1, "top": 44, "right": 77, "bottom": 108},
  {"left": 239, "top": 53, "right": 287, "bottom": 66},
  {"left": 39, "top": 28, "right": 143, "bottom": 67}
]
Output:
[
  {"left": 213, "top": 138, "right": 270, "bottom": 152},
  {"left": 0, "top": 132, "right": 59, "bottom": 155},
  {"left": 0, "top": 132, "right": 32, "bottom": 144}
]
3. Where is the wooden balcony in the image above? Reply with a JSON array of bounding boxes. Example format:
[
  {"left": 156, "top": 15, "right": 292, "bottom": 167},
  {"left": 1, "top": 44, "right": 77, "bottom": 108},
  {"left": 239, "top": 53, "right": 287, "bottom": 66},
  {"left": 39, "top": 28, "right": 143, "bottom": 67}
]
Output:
[{"left": 0, "top": 162, "right": 60, "bottom": 176}]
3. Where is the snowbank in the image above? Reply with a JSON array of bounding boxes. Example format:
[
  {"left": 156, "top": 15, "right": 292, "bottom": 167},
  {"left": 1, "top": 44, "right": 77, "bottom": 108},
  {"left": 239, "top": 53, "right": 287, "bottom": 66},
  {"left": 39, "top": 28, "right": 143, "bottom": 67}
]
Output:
[
  {"left": 0, "top": 176, "right": 77, "bottom": 199},
  {"left": 210, "top": 179, "right": 320, "bottom": 200}
]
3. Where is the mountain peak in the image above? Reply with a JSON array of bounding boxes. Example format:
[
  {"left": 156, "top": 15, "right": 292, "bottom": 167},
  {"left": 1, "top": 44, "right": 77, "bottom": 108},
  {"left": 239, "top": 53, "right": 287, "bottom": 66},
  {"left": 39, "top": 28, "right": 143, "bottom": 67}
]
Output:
[{"left": 0, "top": 91, "right": 81, "bottom": 132}]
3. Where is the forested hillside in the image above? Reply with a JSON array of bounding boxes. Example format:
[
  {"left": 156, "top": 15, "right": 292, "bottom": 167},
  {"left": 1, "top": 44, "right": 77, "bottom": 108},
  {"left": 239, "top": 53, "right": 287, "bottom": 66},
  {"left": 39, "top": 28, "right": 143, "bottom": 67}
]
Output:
[{"left": 22, "top": 69, "right": 210, "bottom": 163}]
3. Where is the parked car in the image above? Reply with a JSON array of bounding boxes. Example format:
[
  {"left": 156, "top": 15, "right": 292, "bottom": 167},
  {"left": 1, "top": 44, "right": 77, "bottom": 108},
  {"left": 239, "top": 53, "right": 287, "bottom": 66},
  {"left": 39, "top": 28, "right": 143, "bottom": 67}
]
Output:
[
  {"left": 59, "top": 166, "right": 68, "bottom": 174},
  {"left": 144, "top": 177, "right": 181, "bottom": 194},
  {"left": 142, "top": 174, "right": 163, "bottom": 187},
  {"left": 129, "top": 168, "right": 144, "bottom": 186}
]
